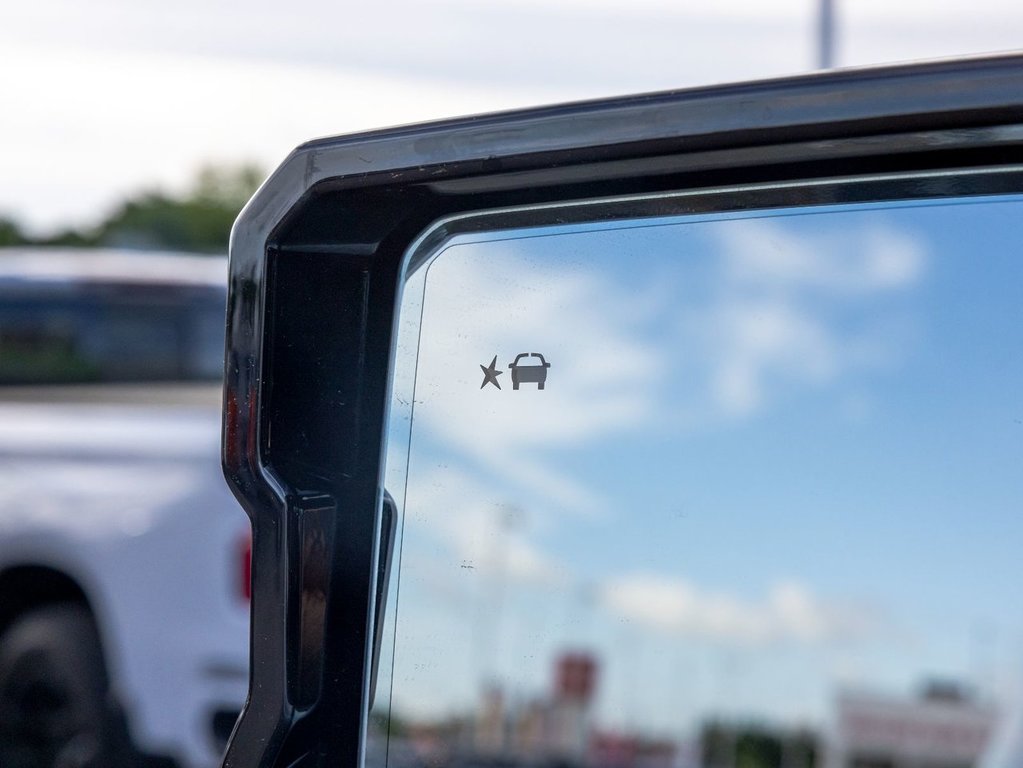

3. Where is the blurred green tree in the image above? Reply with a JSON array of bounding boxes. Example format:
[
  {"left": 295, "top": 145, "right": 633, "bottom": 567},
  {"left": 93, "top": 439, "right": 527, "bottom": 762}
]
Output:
[
  {"left": 0, "top": 163, "right": 264, "bottom": 254},
  {"left": 91, "top": 163, "right": 264, "bottom": 253},
  {"left": 0, "top": 216, "right": 27, "bottom": 247},
  {"left": 701, "top": 721, "right": 818, "bottom": 768}
]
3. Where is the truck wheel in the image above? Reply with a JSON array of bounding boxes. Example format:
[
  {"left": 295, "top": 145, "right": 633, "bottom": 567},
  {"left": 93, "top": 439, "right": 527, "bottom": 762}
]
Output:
[{"left": 0, "top": 604, "right": 130, "bottom": 768}]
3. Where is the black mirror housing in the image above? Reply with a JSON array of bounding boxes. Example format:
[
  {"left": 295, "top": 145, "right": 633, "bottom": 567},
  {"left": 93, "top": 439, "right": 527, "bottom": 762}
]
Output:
[{"left": 221, "top": 55, "right": 1023, "bottom": 768}]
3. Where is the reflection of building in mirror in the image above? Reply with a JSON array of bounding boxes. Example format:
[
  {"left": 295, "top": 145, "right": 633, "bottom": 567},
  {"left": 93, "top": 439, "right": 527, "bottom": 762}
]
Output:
[
  {"left": 827, "top": 687, "right": 995, "bottom": 768},
  {"left": 368, "top": 676, "right": 995, "bottom": 768},
  {"left": 476, "top": 652, "right": 598, "bottom": 760}
]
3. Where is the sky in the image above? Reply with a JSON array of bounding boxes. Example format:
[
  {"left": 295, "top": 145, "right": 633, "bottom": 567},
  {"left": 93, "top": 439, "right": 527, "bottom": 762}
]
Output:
[
  {"left": 376, "top": 194, "right": 1023, "bottom": 737},
  {"left": 1, "top": 0, "right": 1022, "bottom": 234}
]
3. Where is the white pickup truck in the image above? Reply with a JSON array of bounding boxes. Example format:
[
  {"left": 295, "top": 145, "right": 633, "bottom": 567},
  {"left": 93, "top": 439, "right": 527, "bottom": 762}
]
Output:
[{"left": 0, "top": 250, "right": 249, "bottom": 768}]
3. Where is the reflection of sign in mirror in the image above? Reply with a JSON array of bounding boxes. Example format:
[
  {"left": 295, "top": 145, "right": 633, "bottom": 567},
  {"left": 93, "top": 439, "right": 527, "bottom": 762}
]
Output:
[
  {"left": 508, "top": 352, "right": 551, "bottom": 390},
  {"left": 479, "top": 353, "right": 552, "bottom": 390}
]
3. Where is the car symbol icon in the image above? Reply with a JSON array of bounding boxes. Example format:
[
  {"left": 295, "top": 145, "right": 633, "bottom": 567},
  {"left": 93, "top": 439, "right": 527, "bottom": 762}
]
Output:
[{"left": 508, "top": 353, "right": 551, "bottom": 390}]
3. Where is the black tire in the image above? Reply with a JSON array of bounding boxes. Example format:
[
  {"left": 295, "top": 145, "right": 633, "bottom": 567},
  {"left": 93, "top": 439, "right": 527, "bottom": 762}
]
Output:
[{"left": 0, "top": 604, "right": 131, "bottom": 768}]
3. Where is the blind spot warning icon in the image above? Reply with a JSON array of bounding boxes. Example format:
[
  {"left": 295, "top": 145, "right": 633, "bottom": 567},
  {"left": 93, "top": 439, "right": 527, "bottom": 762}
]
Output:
[
  {"left": 480, "top": 356, "right": 503, "bottom": 389},
  {"left": 508, "top": 353, "right": 551, "bottom": 390}
]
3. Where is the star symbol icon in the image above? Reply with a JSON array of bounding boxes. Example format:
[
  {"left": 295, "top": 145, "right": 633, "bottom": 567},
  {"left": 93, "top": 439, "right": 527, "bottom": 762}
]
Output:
[{"left": 480, "top": 355, "right": 503, "bottom": 390}]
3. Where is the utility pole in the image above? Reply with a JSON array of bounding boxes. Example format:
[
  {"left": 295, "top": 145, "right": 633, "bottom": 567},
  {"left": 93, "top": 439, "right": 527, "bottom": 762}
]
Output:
[{"left": 818, "top": 0, "right": 836, "bottom": 69}]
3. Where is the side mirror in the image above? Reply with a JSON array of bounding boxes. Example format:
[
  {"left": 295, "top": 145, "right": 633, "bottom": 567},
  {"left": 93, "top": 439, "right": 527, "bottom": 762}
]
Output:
[{"left": 222, "top": 56, "right": 1023, "bottom": 768}]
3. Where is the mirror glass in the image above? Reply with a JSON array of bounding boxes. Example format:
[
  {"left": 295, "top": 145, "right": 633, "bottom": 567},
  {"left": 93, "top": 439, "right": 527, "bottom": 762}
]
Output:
[{"left": 372, "top": 193, "right": 1023, "bottom": 768}]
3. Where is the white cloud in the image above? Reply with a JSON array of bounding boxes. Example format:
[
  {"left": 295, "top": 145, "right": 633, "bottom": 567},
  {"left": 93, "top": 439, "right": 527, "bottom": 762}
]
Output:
[
  {"left": 0, "top": 43, "right": 560, "bottom": 232},
  {"left": 410, "top": 244, "right": 664, "bottom": 514},
  {"left": 404, "top": 466, "right": 569, "bottom": 589},
  {"left": 722, "top": 219, "right": 926, "bottom": 293},
  {"left": 682, "top": 218, "right": 928, "bottom": 418},
  {"left": 4, "top": 0, "right": 1022, "bottom": 229},
  {"left": 708, "top": 299, "right": 840, "bottom": 415},
  {"left": 399, "top": 215, "right": 929, "bottom": 513},
  {"left": 601, "top": 572, "right": 878, "bottom": 647}
]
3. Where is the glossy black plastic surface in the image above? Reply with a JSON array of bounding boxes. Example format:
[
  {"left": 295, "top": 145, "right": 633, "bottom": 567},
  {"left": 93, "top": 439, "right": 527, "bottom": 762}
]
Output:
[{"left": 221, "top": 55, "right": 1023, "bottom": 768}]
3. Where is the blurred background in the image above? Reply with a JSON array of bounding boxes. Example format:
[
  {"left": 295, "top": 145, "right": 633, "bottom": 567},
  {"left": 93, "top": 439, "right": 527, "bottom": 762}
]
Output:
[
  {"left": 0, "top": 3, "right": 1020, "bottom": 768},
  {"left": 1, "top": 0, "right": 1022, "bottom": 244}
]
